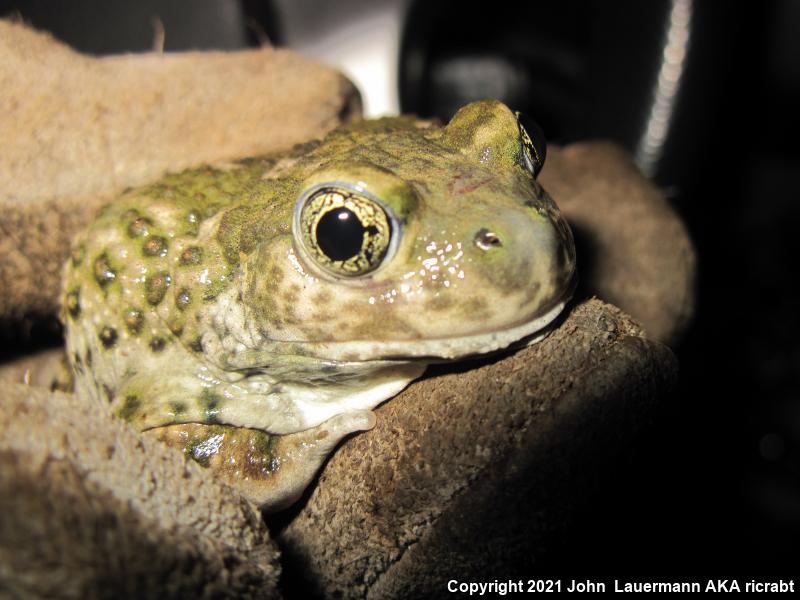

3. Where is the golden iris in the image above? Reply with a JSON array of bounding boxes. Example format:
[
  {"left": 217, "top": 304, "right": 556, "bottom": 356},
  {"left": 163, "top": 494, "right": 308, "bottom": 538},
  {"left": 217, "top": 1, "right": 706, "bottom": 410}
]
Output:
[
  {"left": 298, "top": 187, "right": 392, "bottom": 277},
  {"left": 515, "top": 111, "right": 547, "bottom": 177}
]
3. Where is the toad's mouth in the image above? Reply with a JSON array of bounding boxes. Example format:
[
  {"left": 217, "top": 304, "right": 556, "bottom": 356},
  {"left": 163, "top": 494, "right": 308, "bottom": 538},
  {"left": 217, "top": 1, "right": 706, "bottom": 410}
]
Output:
[
  {"left": 226, "top": 293, "right": 572, "bottom": 368},
  {"left": 314, "top": 297, "right": 570, "bottom": 362},
  {"left": 301, "top": 273, "right": 577, "bottom": 363}
]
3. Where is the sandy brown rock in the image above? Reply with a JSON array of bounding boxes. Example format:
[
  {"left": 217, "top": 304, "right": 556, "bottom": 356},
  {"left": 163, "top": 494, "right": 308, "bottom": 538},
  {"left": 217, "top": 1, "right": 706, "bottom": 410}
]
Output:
[
  {"left": 278, "top": 299, "right": 676, "bottom": 599},
  {"left": 541, "top": 143, "right": 696, "bottom": 345},
  {"left": 0, "top": 383, "right": 281, "bottom": 598},
  {"left": 0, "top": 20, "right": 360, "bottom": 322},
  {"left": 0, "top": 20, "right": 360, "bottom": 206}
]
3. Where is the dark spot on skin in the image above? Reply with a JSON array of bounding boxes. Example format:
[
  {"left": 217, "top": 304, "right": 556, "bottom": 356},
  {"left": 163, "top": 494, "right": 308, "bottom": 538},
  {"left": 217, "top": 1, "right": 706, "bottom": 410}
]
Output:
[
  {"left": 281, "top": 306, "right": 299, "bottom": 326},
  {"left": 463, "top": 297, "right": 490, "bottom": 320},
  {"left": 199, "top": 389, "right": 222, "bottom": 424},
  {"left": 102, "top": 383, "right": 115, "bottom": 403},
  {"left": 313, "top": 291, "right": 331, "bottom": 305},
  {"left": 71, "top": 244, "right": 85, "bottom": 267},
  {"left": 85, "top": 348, "right": 93, "bottom": 368},
  {"left": 268, "top": 265, "right": 284, "bottom": 285},
  {"left": 189, "top": 337, "right": 204, "bottom": 353},
  {"left": 99, "top": 326, "right": 118, "bottom": 348},
  {"left": 170, "top": 401, "right": 187, "bottom": 416},
  {"left": 118, "top": 394, "right": 141, "bottom": 421},
  {"left": 180, "top": 247, "right": 203, "bottom": 266},
  {"left": 167, "top": 318, "right": 184, "bottom": 337},
  {"left": 127, "top": 216, "right": 152, "bottom": 237},
  {"left": 176, "top": 288, "right": 191, "bottom": 311},
  {"left": 425, "top": 295, "right": 455, "bottom": 312},
  {"left": 145, "top": 272, "right": 171, "bottom": 305},
  {"left": 523, "top": 197, "right": 538, "bottom": 209},
  {"left": 143, "top": 236, "right": 168, "bottom": 257},
  {"left": 125, "top": 309, "right": 144, "bottom": 334},
  {"left": 186, "top": 209, "right": 202, "bottom": 236},
  {"left": 73, "top": 351, "right": 82, "bottom": 367},
  {"left": 202, "top": 279, "right": 226, "bottom": 302},
  {"left": 66, "top": 288, "right": 81, "bottom": 318},
  {"left": 149, "top": 337, "right": 166, "bottom": 352},
  {"left": 93, "top": 253, "right": 116, "bottom": 287}
]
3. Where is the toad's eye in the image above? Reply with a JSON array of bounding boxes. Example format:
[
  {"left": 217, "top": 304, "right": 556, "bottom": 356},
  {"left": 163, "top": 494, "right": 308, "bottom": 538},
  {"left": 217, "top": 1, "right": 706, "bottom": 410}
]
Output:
[
  {"left": 515, "top": 111, "right": 547, "bottom": 177},
  {"left": 294, "top": 186, "right": 397, "bottom": 277}
]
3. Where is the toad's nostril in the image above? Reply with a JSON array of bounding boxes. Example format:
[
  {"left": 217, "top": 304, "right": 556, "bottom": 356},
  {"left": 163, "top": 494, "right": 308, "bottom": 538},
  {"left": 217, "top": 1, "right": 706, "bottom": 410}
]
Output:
[{"left": 474, "top": 228, "right": 502, "bottom": 251}]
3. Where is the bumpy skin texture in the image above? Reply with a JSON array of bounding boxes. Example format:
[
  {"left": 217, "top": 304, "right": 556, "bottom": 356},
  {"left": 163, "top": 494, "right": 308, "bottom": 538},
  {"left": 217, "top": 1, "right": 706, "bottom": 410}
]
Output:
[{"left": 62, "top": 100, "right": 576, "bottom": 509}]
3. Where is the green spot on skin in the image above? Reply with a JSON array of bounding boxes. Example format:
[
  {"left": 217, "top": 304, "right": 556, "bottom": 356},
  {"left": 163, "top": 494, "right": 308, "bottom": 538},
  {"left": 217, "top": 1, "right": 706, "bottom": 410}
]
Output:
[
  {"left": 102, "top": 383, "right": 114, "bottom": 402},
  {"left": 253, "top": 429, "right": 279, "bottom": 460},
  {"left": 125, "top": 308, "right": 144, "bottom": 334},
  {"left": 179, "top": 246, "right": 203, "bottom": 266},
  {"left": 186, "top": 210, "right": 201, "bottom": 236},
  {"left": 199, "top": 389, "right": 222, "bottom": 424},
  {"left": 201, "top": 274, "right": 229, "bottom": 302},
  {"left": 93, "top": 253, "right": 116, "bottom": 287},
  {"left": 176, "top": 288, "right": 192, "bottom": 310},
  {"left": 145, "top": 272, "right": 171, "bottom": 305},
  {"left": 66, "top": 287, "right": 81, "bottom": 318},
  {"left": 118, "top": 394, "right": 141, "bottom": 421},
  {"left": 167, "top": 317, "right": 184, "bottom": 337},
  {"left": 142, "top": 235, "right": 168, "bottom": 257},
  {"left": 98, "top": 326, "right": 118, "bottom": 348}
]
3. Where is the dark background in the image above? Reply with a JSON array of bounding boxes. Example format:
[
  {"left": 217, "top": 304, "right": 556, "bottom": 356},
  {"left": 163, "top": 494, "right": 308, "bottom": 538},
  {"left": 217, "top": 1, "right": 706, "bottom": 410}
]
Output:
[{"left": 2, "top": 0, "right": 797, "bottom": 576}]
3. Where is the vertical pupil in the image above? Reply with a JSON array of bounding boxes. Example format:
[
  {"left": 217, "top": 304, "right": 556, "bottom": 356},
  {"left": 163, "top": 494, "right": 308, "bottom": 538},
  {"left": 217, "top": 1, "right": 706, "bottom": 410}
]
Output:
[{"left": 316, "top": 208, "right": 365, "bottom": 260}]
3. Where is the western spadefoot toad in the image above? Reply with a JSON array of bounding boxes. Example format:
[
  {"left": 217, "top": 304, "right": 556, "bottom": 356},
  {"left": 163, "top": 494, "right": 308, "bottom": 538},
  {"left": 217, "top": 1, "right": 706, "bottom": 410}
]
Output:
[{"left": 62, "top": 100, "right": 576, "bottom": 509}]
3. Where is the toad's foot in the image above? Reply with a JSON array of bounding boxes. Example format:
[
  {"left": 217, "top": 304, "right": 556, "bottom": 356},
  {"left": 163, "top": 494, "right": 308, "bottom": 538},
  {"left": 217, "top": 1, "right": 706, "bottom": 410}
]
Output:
[{"left": 146, "top": 410, "right": 376, "bottom": 511}]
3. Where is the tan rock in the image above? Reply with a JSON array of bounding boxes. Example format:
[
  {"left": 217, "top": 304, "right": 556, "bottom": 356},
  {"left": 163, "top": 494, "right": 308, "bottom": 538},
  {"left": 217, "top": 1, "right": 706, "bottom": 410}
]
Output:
[
  {"left": 278, "top": 299, "right": 676, "bottom": 598},
  {"left": 0, "top": 19, "right": 360, "bottom": 321},
  {"left": 0, "top": 383, "right": 281, "bottom": 598}
]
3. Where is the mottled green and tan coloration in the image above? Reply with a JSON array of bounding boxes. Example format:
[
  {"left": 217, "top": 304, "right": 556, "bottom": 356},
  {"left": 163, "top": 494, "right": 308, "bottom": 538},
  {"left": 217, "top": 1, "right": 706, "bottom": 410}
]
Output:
[{"left": 62, "top": 100, "right": 576, "bottom": 509}]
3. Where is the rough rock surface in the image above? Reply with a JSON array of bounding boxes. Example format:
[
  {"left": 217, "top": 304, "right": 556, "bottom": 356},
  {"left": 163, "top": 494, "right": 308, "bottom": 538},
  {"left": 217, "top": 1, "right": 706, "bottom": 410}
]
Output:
[
  {"left": 278, "top": 299, "right": 676, "bottom": 599},
  {"left": 0, "top": 383, "right": 281, "bottom": 598}
]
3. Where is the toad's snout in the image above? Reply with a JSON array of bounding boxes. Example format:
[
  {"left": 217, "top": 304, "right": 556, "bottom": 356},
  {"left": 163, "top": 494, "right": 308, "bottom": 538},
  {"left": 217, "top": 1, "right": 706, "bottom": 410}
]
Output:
[{"left": 466, "top": 204, "right": 575, "bottom": 317}]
